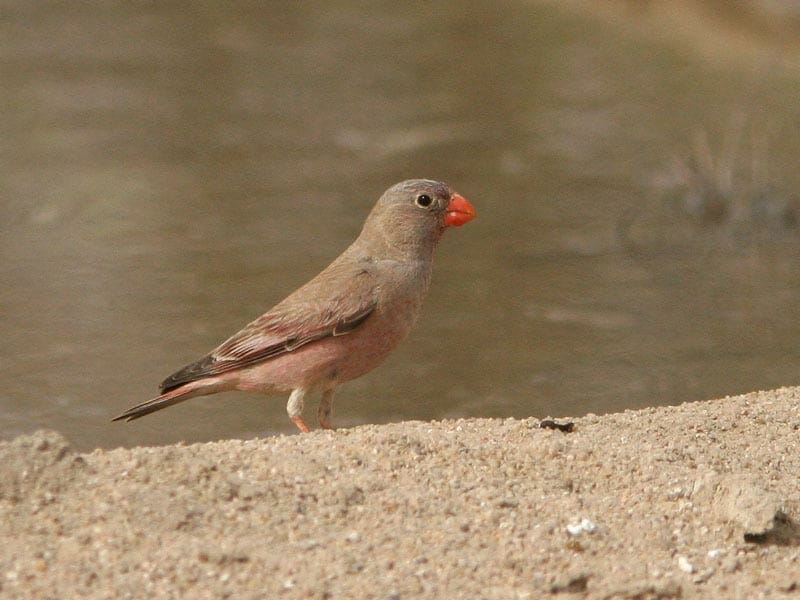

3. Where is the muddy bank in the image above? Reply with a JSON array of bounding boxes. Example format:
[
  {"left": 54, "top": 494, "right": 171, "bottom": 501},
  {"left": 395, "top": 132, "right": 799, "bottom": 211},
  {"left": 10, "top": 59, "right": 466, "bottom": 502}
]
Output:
[{"left": 2, "top": 387, "right": 799, "bottom": 599}]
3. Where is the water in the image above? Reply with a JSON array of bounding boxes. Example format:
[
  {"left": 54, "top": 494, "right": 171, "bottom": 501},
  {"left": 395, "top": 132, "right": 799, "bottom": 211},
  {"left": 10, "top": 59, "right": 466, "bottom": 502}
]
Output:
[{"left": 2, "top": 2, "right": 799, "bottom": 450}]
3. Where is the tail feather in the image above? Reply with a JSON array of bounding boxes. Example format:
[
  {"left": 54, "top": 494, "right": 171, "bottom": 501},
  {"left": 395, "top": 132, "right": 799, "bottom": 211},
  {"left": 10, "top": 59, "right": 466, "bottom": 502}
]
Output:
[{"left": 112, "top": 381, "right": 218, "bottom": 422}]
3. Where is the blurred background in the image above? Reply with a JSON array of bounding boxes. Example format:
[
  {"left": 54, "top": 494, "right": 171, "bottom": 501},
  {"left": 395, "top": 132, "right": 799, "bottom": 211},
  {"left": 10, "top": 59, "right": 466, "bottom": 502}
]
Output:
[{"left": 2, "top": 1, "right": 800, "bottom": 450}]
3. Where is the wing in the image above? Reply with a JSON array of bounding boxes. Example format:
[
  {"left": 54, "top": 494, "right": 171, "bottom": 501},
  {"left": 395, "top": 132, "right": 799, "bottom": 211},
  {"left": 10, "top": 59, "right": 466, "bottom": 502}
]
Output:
[{"left": 160, "top": 261, "right": 377, "bottom": 393}]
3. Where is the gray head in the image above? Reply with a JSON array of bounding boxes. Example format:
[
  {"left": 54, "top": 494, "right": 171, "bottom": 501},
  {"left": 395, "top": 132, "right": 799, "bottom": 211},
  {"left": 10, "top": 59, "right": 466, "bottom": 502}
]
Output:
[{"left": 357, "top": 179, "right": 476, "bottom": 258}]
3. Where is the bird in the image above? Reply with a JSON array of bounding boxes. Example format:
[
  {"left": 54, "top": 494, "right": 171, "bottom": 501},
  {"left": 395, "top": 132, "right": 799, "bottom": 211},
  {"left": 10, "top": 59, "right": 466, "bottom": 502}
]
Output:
[{"left": 113, "top": 179, "right": 476, "bottom": 433}]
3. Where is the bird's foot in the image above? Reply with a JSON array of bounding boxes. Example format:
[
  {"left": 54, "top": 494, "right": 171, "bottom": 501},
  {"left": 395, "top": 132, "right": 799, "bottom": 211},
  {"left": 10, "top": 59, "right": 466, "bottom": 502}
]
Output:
[{"left": 291, "top": 415, "right": 311, "bottom": 433}]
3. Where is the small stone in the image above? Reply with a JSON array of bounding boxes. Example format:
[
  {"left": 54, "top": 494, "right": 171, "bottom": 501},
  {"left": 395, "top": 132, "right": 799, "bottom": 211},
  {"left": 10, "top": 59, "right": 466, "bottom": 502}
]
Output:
[
  {"left": 693, "top": 472, "right": 784, "bottom": 537},
  {"left": 677, "top": 555, "right": 695, "bottom": 574},
  {"left": 345, "top": 531, "right": 361, "bottom": 543},
  {"left": 567, "top": 517, "right": 598, "bottom": 535}
]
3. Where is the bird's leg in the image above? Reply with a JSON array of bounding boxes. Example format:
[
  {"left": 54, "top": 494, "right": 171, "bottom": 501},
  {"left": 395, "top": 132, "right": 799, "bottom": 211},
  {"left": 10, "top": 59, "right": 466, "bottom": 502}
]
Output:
[
  {"left": 287, "top": 389, "right": 311, "bottom": 433},
  {"left": 318, "top": 388, "right": 336, "bottom": 430}
]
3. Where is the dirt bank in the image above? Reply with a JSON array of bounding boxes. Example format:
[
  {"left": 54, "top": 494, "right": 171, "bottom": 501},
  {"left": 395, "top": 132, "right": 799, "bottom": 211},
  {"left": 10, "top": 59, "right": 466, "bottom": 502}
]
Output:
[{"left": 2, "top": 387, "right": 799, "bottom": 599}]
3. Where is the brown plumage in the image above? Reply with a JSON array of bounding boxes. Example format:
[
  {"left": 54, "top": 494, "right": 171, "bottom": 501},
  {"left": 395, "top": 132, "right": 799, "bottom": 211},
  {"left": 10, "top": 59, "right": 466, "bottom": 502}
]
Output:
[{"left": 113, "top": 179, "right": 476, "bottom": 432}]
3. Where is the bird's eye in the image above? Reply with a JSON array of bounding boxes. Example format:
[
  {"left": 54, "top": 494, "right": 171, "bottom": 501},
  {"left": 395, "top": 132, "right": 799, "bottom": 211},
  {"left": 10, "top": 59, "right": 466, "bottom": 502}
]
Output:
[{"left": 415, "top": 194, "right": 432, "bottom": 208}]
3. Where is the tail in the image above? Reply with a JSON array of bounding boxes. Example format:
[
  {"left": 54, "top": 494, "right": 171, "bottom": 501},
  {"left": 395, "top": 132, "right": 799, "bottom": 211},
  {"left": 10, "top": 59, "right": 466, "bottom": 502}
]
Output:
[{"left": 112, "top": 380, "right": 220, "bottom": 422}]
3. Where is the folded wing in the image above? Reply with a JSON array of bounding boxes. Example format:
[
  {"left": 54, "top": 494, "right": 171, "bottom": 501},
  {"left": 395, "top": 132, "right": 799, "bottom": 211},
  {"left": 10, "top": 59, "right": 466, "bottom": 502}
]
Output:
[{"left": 160, "top": 262, "right": 377, "bottom": 392}]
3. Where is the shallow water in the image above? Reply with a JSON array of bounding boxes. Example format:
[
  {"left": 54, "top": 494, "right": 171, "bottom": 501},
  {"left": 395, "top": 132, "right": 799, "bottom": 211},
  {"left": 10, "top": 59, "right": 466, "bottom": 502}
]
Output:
[{"left": 3, "top": 2, "right": 799, "bottom": 450}]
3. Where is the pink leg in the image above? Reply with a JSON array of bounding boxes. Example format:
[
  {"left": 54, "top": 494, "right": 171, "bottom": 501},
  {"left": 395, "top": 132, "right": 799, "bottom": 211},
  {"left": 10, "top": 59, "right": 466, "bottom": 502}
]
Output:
[
  {"left": 318, "top": 388, "right": 336, "bottom": 430},
  {"left": 291, "top": 415, "right": 311, "bottom": 433}
]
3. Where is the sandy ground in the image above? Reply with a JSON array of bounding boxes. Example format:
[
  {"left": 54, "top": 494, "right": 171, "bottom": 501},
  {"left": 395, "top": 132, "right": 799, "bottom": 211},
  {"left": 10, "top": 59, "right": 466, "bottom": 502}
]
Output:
[{"left": 1, "top": 388, "right": 799, "bottom": 599}]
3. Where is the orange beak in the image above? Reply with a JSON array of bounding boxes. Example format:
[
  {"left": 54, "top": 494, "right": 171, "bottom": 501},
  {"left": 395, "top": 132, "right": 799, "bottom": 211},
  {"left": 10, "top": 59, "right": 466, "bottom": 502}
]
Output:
[{"left": 444, "top": 193, "right": 477, "bottom": 227}]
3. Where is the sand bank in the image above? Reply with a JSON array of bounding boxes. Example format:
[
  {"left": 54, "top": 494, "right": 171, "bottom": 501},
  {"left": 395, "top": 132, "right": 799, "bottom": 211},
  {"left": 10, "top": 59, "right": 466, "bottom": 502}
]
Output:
[{"left": 2, "top": 387, "right": 799, "bottom": 599}]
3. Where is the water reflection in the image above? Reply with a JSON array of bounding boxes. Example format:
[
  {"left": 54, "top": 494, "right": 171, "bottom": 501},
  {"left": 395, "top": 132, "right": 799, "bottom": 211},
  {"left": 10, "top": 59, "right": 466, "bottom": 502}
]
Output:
[{"left": 2, "top": 2, "right": 799, "bottom": 450}]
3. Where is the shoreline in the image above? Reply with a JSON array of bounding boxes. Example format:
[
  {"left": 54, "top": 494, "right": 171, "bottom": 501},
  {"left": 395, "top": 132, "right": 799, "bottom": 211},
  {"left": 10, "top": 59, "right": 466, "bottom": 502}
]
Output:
[{"left": 2, "top": 387, "right": 799, "bottom": 598}]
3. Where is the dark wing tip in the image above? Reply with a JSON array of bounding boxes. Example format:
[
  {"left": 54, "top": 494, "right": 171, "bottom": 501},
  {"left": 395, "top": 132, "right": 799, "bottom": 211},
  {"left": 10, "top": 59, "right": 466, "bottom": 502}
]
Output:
[{"left": 159, "top": 354, "right": 216, "bottom": 393}]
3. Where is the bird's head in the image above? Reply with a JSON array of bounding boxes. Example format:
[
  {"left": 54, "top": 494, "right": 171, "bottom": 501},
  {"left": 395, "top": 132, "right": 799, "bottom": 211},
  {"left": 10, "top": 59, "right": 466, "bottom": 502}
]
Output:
[{"left": 359, "top": 179, "right": 477, "bottom": 258}]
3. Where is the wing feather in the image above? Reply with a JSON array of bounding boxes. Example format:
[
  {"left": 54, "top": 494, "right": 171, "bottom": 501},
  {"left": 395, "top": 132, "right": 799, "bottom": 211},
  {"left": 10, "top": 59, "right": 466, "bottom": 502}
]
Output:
[{"left": 160, "top": 262, "right": 377, "bottom": 392}]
